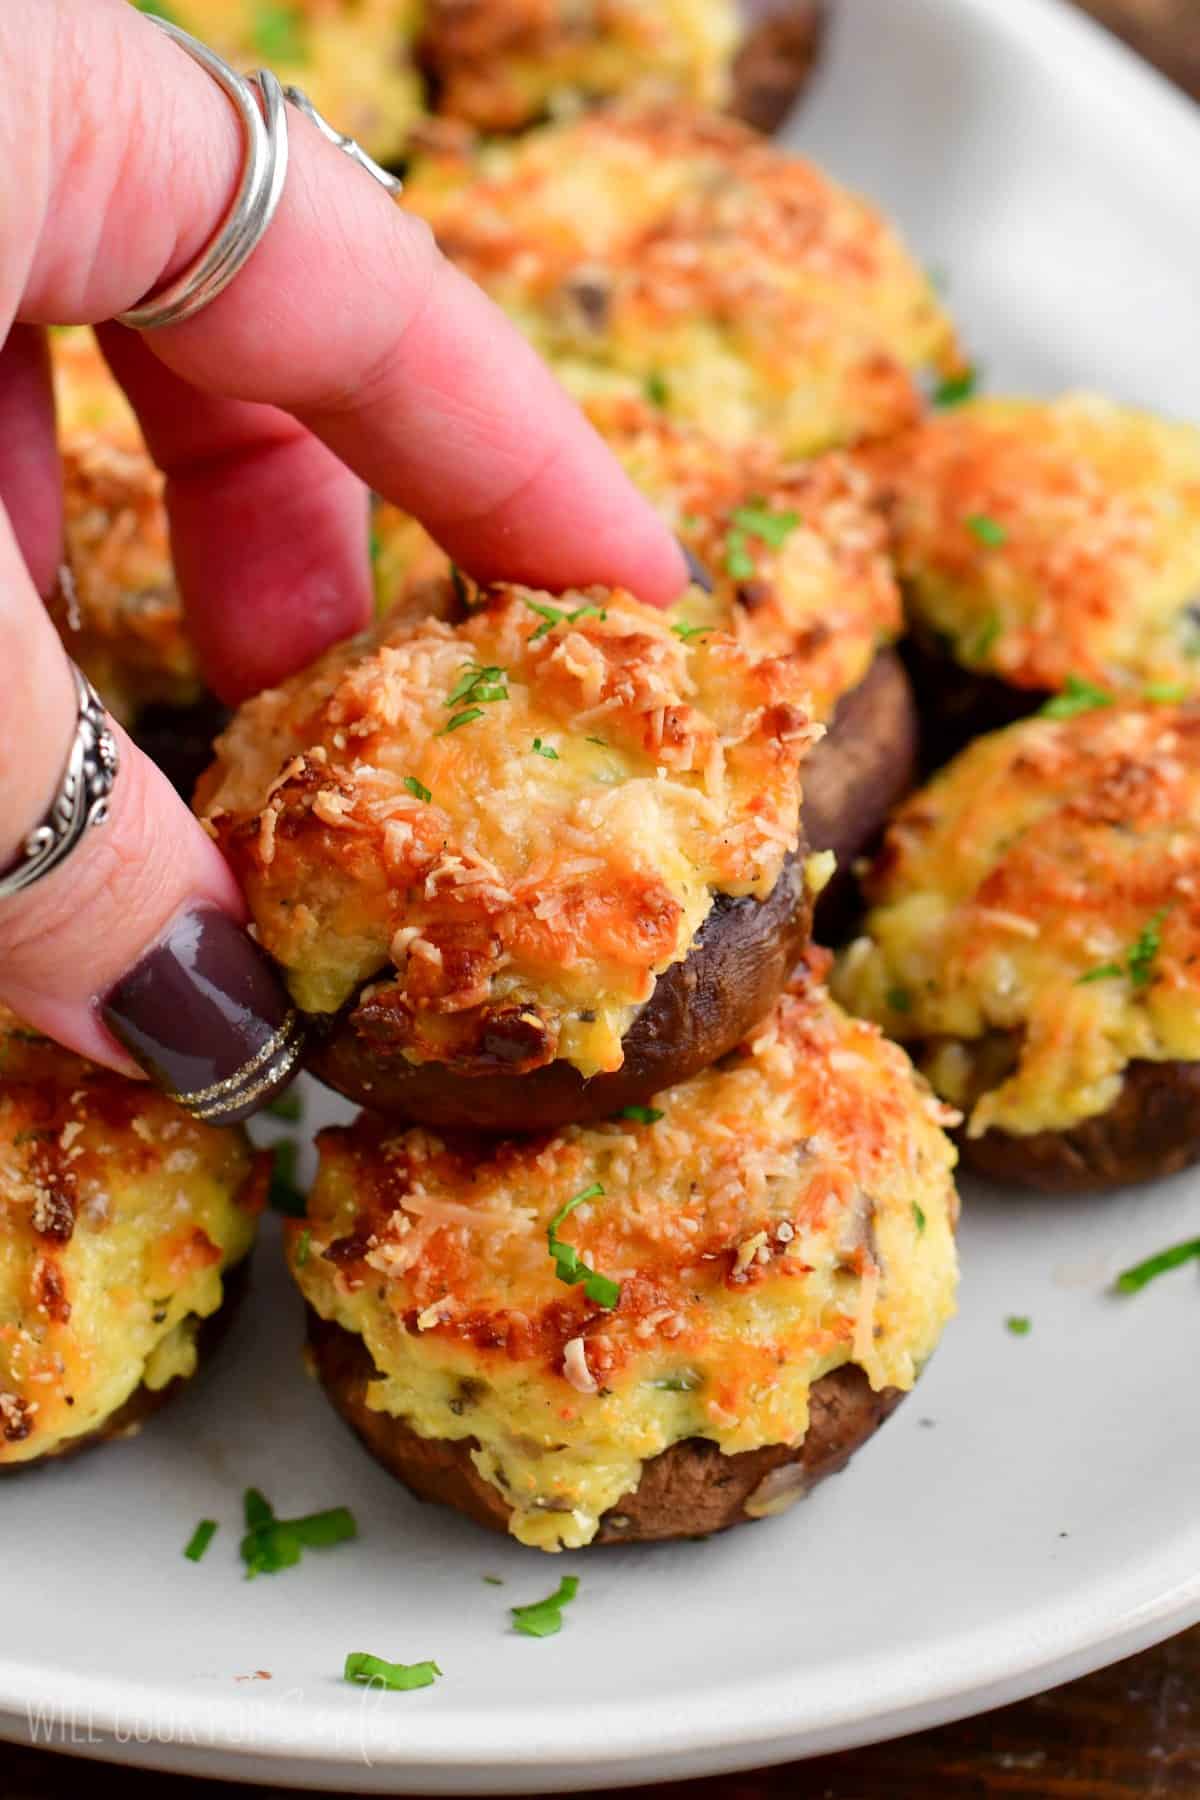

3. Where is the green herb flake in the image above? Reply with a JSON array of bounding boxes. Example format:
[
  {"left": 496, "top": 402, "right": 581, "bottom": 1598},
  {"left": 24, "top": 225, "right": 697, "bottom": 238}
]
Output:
[
  {"left": 671, "top": 621, "right": 715, "bottom": 644},
  {"left": 1040, "top": 675, "right": 1115, "bottom": 720},
  {"left": 294, "top": 1228, "right": 312, "bottom": 1269},
  {"left": 268, "top": 1141, "right": 305, "bottom": 1218},
  {"left": 531, "top": 738, "right": 559, "bottom": 760},
  {"left": 403, "top": 776, "right": 433, "bottom": 803},
  {"left": 1114, "top": 1236, "right": 1200, "bottom": 1294},
  {"left": 648, "top": 1372, "right": 701, "bottom": 1393},
  {"left": 369, "top": 527, "right": 382, "bottom": 565},
  {"left": 437, "top": 707, "right": 486, "bottom": 737},
  {"left": 240, "top": 1489, "right": 358, "bottom": 1579},
  {"left": 966, "top": 513, "right": 1008, "bottom": 548},
  {"left": 482, "top": 1575, "right": 504, "bottom": 1586},
  {"left": 968, "top": 612, "right": 1003, "bottom": 662},
  {"left": 523, "top": 599, "right": 606, "bottom": 643},
  {"left": 511, "top": 1575, "right": 579, "bottom": 1640},
  {"left": 913, "top": 1203, "right": 927, "bottom": 1235},
  {"left": 547, "top": 1185, "right": 621, "bottom": 1310},
  {"left": 183, "top": 1520, "right": 218, "bottom": 1563},
  {"left": 252, "top": 2, "right": 308, "bottom": 62},
  {"left": 1077, "top": 962, "right": 1123, "bottom": 986},
  {"left": 344, "top": 1653, "right": 441, "bottom": 1692},
  {"left": 1144, "top": 682, "right": 1188, "bottom": 704},
  {"left": 645, "top": 371, "right": 669, "bottom": 408},
  {"left": 616, "top": 1105, "right": 664, "bottom": 1125},
  {"left": 886, "top": 987, "right": 912, "bottom": 1014},
  {"left": 265, "top": 1090, "right": 303, "bottom": 1123},
  {"left": 933, "top": 365, "right": 979, "bottom": 407},
  {"left": 731, "top": 502, "right": 799, "bottom": 549},
  {"left": 1128, "top": 908, "right": 1169, "bottom": 988},
  {"left": 445, "top": 664, "right": 508, "bottom": 709},
  {"left": 1005, "top": 1315, "right": 1032, "bottom": 1337},
  {"left": 135, "top": 0, "right": 181, "bottom": 16},
  {"left": 585, "top": 735, "right": 608, "bottom": 748}
]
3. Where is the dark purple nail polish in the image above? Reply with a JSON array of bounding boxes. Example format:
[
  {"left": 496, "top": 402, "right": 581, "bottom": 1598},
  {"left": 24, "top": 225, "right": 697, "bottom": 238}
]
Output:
[
  {"left": 102, "top": 907, "right": 306, "bottom": 1126},
  {"left": 680, "top": 542, "right": 715, "bottom": 594}
]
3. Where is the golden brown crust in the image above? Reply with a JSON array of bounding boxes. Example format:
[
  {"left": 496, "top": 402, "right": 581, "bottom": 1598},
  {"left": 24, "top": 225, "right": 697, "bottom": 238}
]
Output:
[
  {"left": 731, "top": 1, "right": 826, "bottom": 131},
  {"left": 308, "top": 1308, "right": 903, "bottom": 1544},
  {"left": 962, "top": 1060, "right": 1200, "bottom": 1194},
  {"left": 306, "top": 847, "right": 811, "bottom": 1129},
  {"left": 0, "top": 1259, "right": 250, "bottom": 1472}
]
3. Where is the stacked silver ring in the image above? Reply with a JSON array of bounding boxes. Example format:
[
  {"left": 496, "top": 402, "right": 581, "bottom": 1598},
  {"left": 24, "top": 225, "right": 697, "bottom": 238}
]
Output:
[
  {"left": 118, "top": 17, "right": 402, "bottom": 333},
  {"left": 0, "top": 667, "right": 119, "bottom": 902}
]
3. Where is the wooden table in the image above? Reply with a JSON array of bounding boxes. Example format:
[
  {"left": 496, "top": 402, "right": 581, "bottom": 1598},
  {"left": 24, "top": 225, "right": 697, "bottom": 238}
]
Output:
[{"left": 7, "top": 3, "right": 1198, "bottom": 1797}]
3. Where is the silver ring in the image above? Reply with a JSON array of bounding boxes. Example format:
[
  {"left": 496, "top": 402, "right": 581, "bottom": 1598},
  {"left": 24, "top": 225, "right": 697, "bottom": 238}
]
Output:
[
  {"left": 0, "top": 666, "right": 120, "bottom": 903},
  {"left": 117, "top": 18, "right": 401, "bottom": 333}
]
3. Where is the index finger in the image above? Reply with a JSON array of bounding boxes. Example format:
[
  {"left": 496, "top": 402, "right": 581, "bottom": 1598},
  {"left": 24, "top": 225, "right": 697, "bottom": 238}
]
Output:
[{"left": 12, "top": 0, "right": 687, "bottom": 611}]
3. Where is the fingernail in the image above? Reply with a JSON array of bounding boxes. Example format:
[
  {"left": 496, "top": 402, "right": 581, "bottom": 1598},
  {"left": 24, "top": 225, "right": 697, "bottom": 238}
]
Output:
[
  {"left": 680, "top": 542, "right": 715, "bottom": 593},
  {"left": 101, "top": 907, "right": 306, "bottom": 1126}
]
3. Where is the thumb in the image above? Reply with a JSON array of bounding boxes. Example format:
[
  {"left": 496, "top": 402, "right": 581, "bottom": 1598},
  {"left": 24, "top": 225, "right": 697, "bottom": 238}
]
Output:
[{"left": 0, "top": 513, "right": 303, "bottom": 1122}]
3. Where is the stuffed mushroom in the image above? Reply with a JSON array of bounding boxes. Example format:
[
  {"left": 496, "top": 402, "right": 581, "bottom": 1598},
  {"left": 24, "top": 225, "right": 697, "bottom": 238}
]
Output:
[
  {"left": 835, "top": 699, "right": 1200, "bottom": 1192},
  {"left": 292, "top": 958, "right": 960, "bottom": 1550},
  {"left": 867, "top": 394, "right": 1200, "bottom": 763},
  {"left": 0, "top": 1010, "right": 265, "bottom": 1467},
  {"left": 402, "top": 104, "right": 962, "bottom": 459},
  {"left": 373, "top": 393, "right": 918, "bottom": 926},
  {"left": 197, "top": 579, "right": 818, "bottom": 1129}
]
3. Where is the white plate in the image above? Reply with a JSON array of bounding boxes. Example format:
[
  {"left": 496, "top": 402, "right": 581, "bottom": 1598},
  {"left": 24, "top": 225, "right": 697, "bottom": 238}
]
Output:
[{"left": 5, "top": 0, "right": 1200, "bottom": 1787}]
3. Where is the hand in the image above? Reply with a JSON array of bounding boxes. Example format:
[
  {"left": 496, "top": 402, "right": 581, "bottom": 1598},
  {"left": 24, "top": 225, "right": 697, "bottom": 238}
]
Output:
[{"left": 0, "top": 0, "right": 686, "bottom": 1120}]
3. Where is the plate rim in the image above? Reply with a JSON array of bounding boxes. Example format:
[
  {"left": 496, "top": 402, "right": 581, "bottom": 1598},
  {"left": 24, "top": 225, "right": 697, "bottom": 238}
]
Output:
[{"left": 7, "top": 0, "right": 1200, "bottom": 1785}]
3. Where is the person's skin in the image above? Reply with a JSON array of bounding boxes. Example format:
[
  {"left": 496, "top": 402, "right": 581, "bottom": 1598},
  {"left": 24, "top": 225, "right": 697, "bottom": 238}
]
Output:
[{"left": 0, "top": 0, "right": 686, "bottom": 1119}]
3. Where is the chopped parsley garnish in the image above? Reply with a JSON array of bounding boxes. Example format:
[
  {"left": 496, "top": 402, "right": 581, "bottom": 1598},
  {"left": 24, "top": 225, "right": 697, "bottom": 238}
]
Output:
[
  {"left": 913, "top": 1203, "right": 927, "bottom": 1235},
  {"left": 1128, "top": 909, "right": 1169, "bottom": 987},
  {"left": 531, "top": 738, "right": 559, "bottom": 760},
  {"left": 965, "top": 513, "right": 1008, "bottom": 548},
  {"left": 725, "top": 501, "right": 799, "bottom": 579},
  {"left": 1040, "top": 675, "right": 1114, "bottom": 719},
  {"left": 1005, "top": 1315, "right": 1032, "bottom": 1336},
  {"left": 648, "top": 1372, "right": 701, "bottom": 1392},
  {"left": 135, "top": 0, "right": 180, "bottom": 16},
  {"left": 585, "top": 735, "right": 608, "bottom": 748},
  {"left": 671, "top": 621, "right": 715, "bottom": 644},
  {"left": 183, "top": 1520, "right": 218, "bottom": 1563},
  {"left": 252, "top": 1, "right": 307, "bottom": 61},
  {"left": 645, "top": 370, "right": 669, "bottom": 407},
  {"left": 1114, "top": 1236, "right": 1200, "bottom": 1294},
  {"left": 268, "top": 1140, "right": 306, "bottom": 1218},
  {"left": 403, "top": 775, "right": 433, "bottom": 803},
  {"left": 482, "top": 1575, "right": 504, "bottom": 1586},
  {"left": 523, "top": 598, "right": 606, "bottom": 642},
  {"left": 547, "top": 1185, "right": 620, "bottom": 1310},
  {"left": 933, "top": 365, "right": 979, "bottom": 407},
  {"left": 1145, "top": 682, "right": 1188, "bottom": 704},
  {"left": 294, "top": 1228, "right": 312, "bottom": 1269},
  {"left": 968, "top": 612, "right": 1003, "bottom": 661},
  {"left": 240, "top": 1489, "right": 358, "bottom": 1579},
  {"left": 265, "top": 1089, "right": 303, "bottom": 1123},
  {"left": 1078, "top": 909, "right": 1170, "bottom": 990},
  {"left": 617, "top": 1105, "right": 664, "bottom": 1124},
  {"left": 445, "top": 664, "right": 508, "bottom": 708},
  {"left": 886, "top": 987, "right": 912, "bottom": 1014},
  {"left": 344, "top": 1653, "right": 441, "bottom": 1692},
  {"left": 438, "top": 707, "right": 485, "bottom": 736},
  {"left": 511, "top": 1576, "right": 579, "bottom": 1639}
]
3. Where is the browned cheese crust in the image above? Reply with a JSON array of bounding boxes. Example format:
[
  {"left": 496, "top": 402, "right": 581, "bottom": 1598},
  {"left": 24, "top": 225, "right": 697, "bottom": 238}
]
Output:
[{"left": 307, "top": 1304, "right": 901, "bottom": 1545}]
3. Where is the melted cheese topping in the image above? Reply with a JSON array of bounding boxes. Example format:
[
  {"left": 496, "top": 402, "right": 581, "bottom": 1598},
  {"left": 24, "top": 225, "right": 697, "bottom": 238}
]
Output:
[
  {"left": 49, "top": 329, "right": 200, "bottom": 726},
  {"left": 0, "top": 1014, "right": 263, "bottom": 1464},
  {"left": 293, "top": 963, "right": 959, "bottom": 1549},
  {"left": 138, "top": 0, "right": 426, "bottom": 168},
  {"left": 870, "top": 394, "right": 1200, "bottom": 693},
  {"left": 419, "top": 0, "right": 739, "bottom": 130},
  {"left": 834, "top": 704, "right": 1200, "bottom": 1137},
  {"left": 374, "top": 394, "right": 902, "bottom": 721},
  {"left": 404, "top": 105, "right": 962, "bottom": 457},
  {"left": 198, "top": 583, "right": 815, "bottom": 1078}
]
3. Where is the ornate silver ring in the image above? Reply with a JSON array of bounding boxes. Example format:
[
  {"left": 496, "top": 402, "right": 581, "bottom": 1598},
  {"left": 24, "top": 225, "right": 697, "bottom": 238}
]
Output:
[
  {"left": 117, "top": 17, "right": 402, "bottom": 333},
  {"left": 0, "top": 665, "right": 120, "bottom": 904}
]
